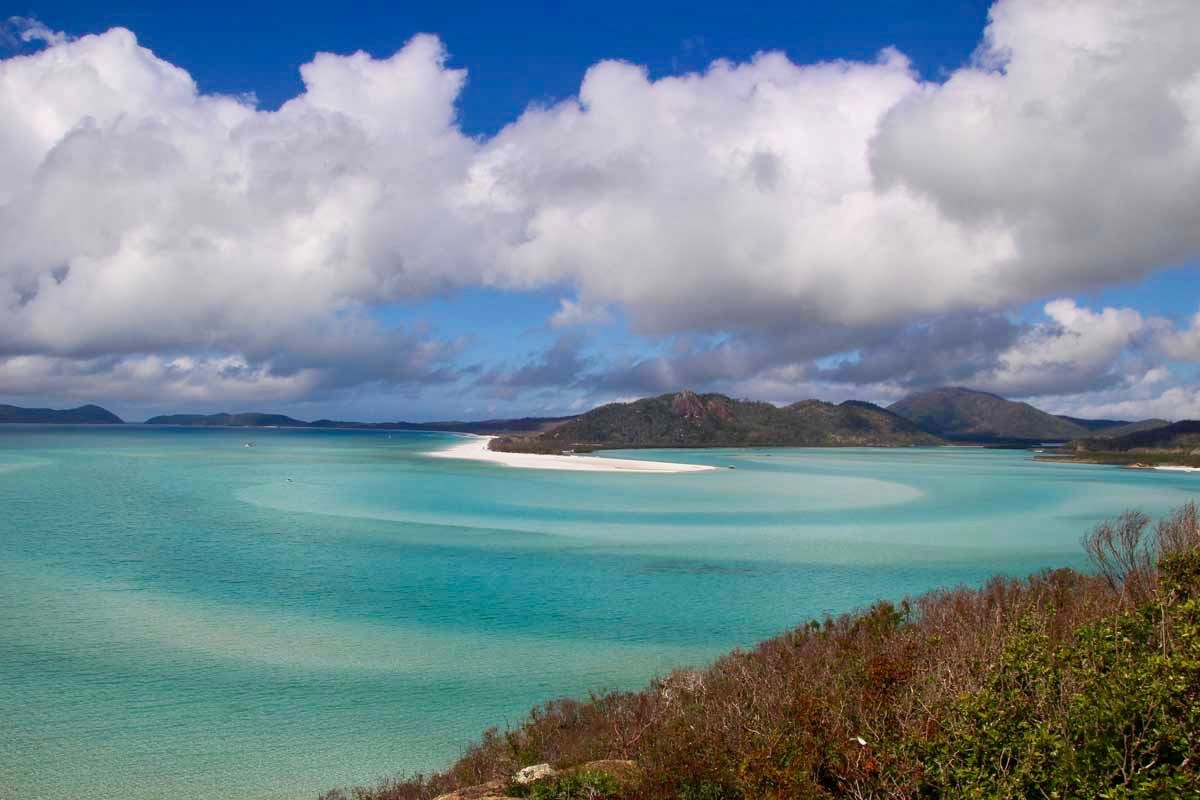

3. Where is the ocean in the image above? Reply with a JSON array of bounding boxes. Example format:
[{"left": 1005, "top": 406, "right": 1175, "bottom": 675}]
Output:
[{"left": 1, "top": 426, "right": 1194, "bottom": 799}]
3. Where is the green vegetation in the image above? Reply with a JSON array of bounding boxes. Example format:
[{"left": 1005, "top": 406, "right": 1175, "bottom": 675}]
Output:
[
  {"left": 508, "top": 770, "right": 622, "bottom": 800},
  {"left": 493, "top": 391, "right": 941, "bottom": 454},
  {"left": 321, "top": 504, "right": 1200, "bottom": 800},
  {"left": 0, "top": 403, "right": 123, "bottom": 424}
]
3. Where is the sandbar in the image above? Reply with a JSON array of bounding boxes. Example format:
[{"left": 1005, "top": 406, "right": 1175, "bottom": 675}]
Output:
[{"left": 428, "top": 435, "right": 716, "bottom": 473}]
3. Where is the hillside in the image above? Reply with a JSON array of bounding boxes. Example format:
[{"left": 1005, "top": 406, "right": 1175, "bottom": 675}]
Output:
[
  {"left": 889, "top": 387, "right": 1090, "bottom": 442},
  {"left": 1076, "top": 420, "right": 1200, "bottom": 452},
  {"left": 1056, "top": 415, "right": 1134, "bottom": 431},
  {"left": 782, "top": 399, "right": 940, "bottom": 444},
  {"left": 1057, "top": 416, "right": 1170, "bottom": 438},
  {"left": 323, "top": 504, "right": 1200, "bottom": 800},
  {"left": 491, "top": 391, "right": 941, "bottom": 453},
  {"left": 0, "top": 403, "right": 123, "bottom": 424},
  {"left": 1048, "top": 421, "right": 1200, "bottom": 467}
]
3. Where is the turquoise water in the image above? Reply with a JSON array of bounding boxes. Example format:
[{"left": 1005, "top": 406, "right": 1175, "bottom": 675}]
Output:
[{"left": 1, "top": 427, "right": 1195, "bottom": 800}]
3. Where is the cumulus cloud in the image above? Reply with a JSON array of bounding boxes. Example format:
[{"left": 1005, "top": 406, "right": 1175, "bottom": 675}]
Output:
[
  {"left": 1037, "top": 369, "right": 1200, "bottom": 422},
  {"left": 477, "top": 0, "right": 1200, "bottom": 335},
  {"left": 0, "top": 29, "right": 474, "bottom": 405},
  {"left": 1, "top": 1, "right": 1199, "bottom": 413},
  {"left": 971, "top": 300, "right": 1150, "bottom": 396}
]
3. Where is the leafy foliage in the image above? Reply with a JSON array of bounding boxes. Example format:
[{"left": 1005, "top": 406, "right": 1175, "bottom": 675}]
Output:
[{"left": 509, "top": 770, "right": 621, "bottom": 800}]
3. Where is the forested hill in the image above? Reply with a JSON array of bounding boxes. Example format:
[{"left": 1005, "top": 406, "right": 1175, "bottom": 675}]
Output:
[
  {"left": 0, "top": 404, "right": 123, "bottom": 424},
  {"left": 492, "top": 391, "right": 942, "bottom": 453},
  {"left": 886, "top": 386, "right": 1163, "bottom": 443}
]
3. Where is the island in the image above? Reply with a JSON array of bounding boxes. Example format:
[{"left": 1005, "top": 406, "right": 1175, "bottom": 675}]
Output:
[
  {"left": 489, "top": 390, "right": 942, "bottom": 454},
  {"left": 1038, "top": 420, "right": 1200, "bottom": 469},
  {"left": 0, "top": 403, "right": 123, "bottom": 424},
  {"left": 487, "top": 388, "right": 1175, "bottom": 455},
  {"left": 143, "top": 411, "right": 573, "bottom": 434}
]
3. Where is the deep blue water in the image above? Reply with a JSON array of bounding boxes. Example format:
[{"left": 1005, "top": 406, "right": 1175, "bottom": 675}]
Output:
[{"left": 1, "top": 426, "right": 1194, "bottom": 799}]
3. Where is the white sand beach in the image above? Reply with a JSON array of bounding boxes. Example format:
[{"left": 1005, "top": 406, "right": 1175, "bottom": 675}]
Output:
[
  {"left": 1154, "top": 465, "right": 1200, "bottom": 473},
  {"left": 428, "top": 435, "right": 717, "bottom": 473}
]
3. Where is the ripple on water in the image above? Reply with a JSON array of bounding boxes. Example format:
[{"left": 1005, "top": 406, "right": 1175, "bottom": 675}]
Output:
[
  {"left": 235, "top": 470, "right": 926, "bottom": 537},
  {"left": 2, "top": 428, "right": 1195, "bottom": 800}
]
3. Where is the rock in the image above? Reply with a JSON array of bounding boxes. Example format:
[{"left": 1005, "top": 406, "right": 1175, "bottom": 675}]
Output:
[
  {"left": 432, "top": 779, "right": 514, "bottom": 800},
  {"left": 671, "top": 390, "right": 707, "bottom": 420},
  {"left": 513, "top": 763, "right": 557, "bottom": 785}
]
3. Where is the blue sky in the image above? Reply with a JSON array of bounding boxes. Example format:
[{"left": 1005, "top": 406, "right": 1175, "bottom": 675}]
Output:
[
  {"left": 22, "top": 0, "right": 993, "bottom": 134},
  {"left": 1, "top": 1, "right": 1198, "bottom": 422}
]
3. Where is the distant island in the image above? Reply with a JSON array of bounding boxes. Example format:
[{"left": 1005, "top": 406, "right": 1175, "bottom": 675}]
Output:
[
  {"left": 6, "top": 390, "right": 1194, "bottom": 468},
  {"left": 1039, "top": 420, "right": 1200, "bottom": 469},
  {"left": 489, "top": 387, "right": 1175, "bottom": 454},
  {"left": 0, "top": 403, "right": 123, "bottom": 424},
  {"left": 143, "top": 412, "right": 573, "bottom": 435}
]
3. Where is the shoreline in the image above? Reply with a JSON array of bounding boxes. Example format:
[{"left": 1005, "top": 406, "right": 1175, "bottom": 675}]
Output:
[
  {"left": 427, "top": 435, "right": 717, "bottom": 473},
  {"left": 1034, "top": 454, "right": 1200, "bottom": 472}
]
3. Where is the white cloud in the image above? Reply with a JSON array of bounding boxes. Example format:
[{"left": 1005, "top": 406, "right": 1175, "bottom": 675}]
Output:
[
  {"left": 1, "top": 1, "right": 1199, "bottom": 412},
  {"left": 1038, "top": 369, "right": 1200, "bottom": 422},
  {"left": 477, "top": 0, "right": 1200, "bottom": 334},
  {"left": 975, "top": 299, "right": 1148, "bottom": 396},
  {"left": 0, "top": 28, "right": 474, "bottom": 400}
]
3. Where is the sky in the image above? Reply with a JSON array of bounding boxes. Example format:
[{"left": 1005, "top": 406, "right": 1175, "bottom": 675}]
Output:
[{"left": 1, "top": 0, "right": 1198, "bottom": 423}]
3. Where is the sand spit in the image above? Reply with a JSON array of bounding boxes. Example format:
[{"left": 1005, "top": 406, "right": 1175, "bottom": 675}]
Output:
[{"left": 428, "top": 435, "right": 716, "bottom": 473}]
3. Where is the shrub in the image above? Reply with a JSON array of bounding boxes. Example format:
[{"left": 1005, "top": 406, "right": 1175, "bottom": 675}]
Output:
[{"left": 508, "top": 770, "right": 621, "bottom": 800}]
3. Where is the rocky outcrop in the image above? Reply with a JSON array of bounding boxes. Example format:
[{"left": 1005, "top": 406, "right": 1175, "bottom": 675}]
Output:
[
  {"left": 431, "top": 779, "right": 512, "bottom": 800},
  {"left": 512, "top": 763, "right": 556, "bottom": 785}
]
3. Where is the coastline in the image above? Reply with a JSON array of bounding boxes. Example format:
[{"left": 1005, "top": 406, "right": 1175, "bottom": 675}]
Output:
[
  {"left": 427, "top": 435, "right": 717, "bottom": 473},
  {"left": 1034, "top": 453, "right": 1200, "bottom": 472}
]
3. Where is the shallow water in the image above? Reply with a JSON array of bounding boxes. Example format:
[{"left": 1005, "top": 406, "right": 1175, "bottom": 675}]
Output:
[{"left": 1, "top": 426, "right": 1194, "bottom": 799}]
